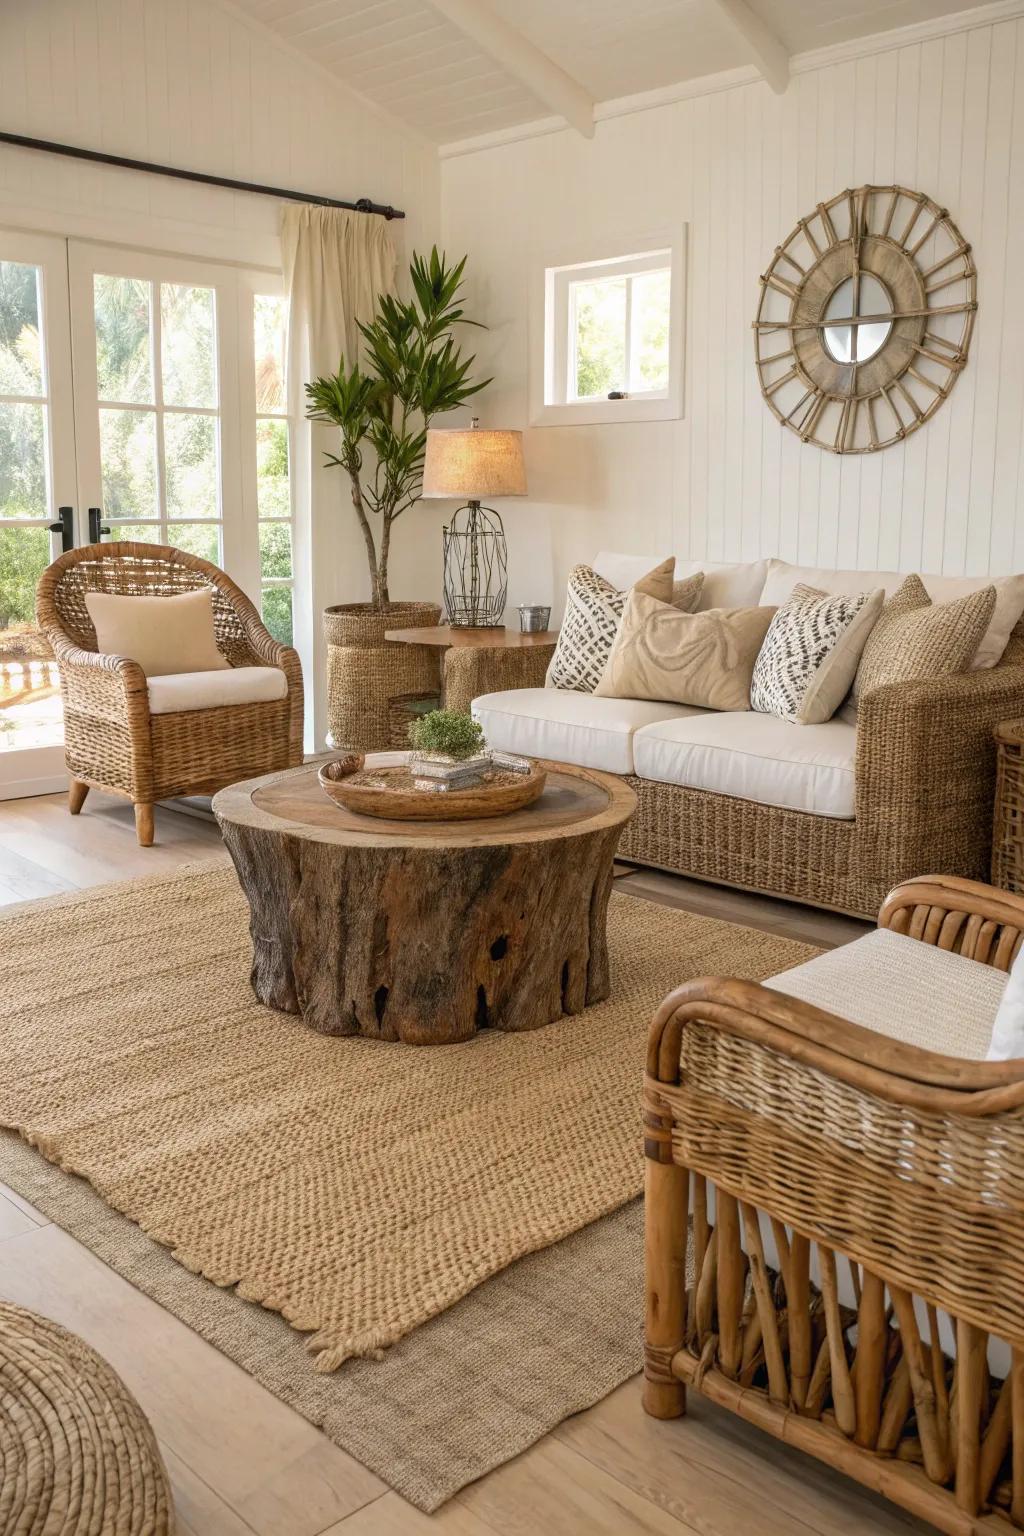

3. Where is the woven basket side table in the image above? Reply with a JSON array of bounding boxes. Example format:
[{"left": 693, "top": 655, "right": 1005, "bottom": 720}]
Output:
[
  {"left": 383, "top": 624, "right": 558, "bottom": 716},
  {"left": 993, "top": 718, "right": 1024, "bottom": 891}
]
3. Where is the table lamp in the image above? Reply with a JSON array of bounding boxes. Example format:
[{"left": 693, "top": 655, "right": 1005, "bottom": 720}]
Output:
[{"left": 421, "top": 418, "right": 527, "bottom": 627}]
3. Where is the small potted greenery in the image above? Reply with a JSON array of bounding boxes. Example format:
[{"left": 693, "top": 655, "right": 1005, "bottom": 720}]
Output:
[{"left": 408, "top": 709, "right": 489, "bottom": 784}]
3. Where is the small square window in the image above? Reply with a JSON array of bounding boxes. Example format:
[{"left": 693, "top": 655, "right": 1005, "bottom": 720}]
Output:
[{"left": 532, "top": 241, "right": 684, "bottom": 426}]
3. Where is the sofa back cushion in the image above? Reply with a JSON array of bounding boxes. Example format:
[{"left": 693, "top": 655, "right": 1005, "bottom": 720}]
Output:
[
  {"left": 593, "top": 553, "right": 768, "bottom": 613},
  {"left": 760, "top": 558, "right": 1024, "bottom": 670},
  {"left": 594, "top": 589, "right": 775, "bottom": 711}
]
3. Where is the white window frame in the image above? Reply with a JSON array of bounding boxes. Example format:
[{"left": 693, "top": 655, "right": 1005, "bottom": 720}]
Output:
[
  {"left": 530, "top": 230, "right": 686, "bottom": 428},
  {"left": 236, "top": 273, "right": 295, "bottom": 649}
]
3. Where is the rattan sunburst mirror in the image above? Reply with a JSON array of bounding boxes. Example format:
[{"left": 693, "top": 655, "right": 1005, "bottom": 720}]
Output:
[{"left": 754, "top": 185, "right": 976, "bottom": 453}]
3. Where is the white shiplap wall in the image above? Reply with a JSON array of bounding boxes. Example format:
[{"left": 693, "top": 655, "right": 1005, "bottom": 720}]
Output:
[
  {"left": 439, "top": 9, "right": 1024, "bottom": 616},
  {"left": 0, "top": 0, "right": 439, "bottom": 272}
]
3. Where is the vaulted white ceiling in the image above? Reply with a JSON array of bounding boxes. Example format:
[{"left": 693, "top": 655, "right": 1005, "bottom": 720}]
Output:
[{"left": 232, "top": 0, "right": 994, "bottom": 146}]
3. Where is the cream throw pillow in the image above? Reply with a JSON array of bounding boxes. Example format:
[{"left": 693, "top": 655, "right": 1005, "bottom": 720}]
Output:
[
  {"left": 750, "top": 584, "right": 883, "bottom": 724},
  {"left": 545, "top": 557, "right": 676, "bottom": 693},
  {"left": 85, "top": 589, "right": 229, "bottom": 677},
  {"left": 595, "top": 588, "right": 775, "bottom": 711},
  {"left": 851, "top": 574, "right": 996, "bottom": 705}
]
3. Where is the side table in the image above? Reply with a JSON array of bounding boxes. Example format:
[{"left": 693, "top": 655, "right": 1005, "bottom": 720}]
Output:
[{"left": 384, "top": 624, "right": 558, "bottom": 714}]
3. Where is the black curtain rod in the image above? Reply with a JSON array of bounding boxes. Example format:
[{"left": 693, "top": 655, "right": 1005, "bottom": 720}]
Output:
[{"left": 0, "top": 130, "right": 405, "bottom": 220}]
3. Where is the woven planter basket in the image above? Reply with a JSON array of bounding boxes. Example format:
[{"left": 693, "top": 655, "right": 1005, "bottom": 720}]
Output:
[{"left": 324, "top": 601, "right": 442, "bottom": 752}]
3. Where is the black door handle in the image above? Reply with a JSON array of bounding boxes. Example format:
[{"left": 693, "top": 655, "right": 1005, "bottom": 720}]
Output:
[
  {"left": 88, "top": 508, "right": 110, "bottom": 543},
  {"left": 48, "top": 506, "right": 74, "bottom": 552}
]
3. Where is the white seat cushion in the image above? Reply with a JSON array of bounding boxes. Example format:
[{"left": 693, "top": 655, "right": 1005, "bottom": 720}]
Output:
[
  {"left": 633, "top": 710, "right": 857, "bottom": 818},
  {"left": 146, "top": 666, "right": 288, "bottom": 715},
  {"left": 471, "top": 688, "right": 704, "bottom": 775},
  {"left": 765, "top": 927, "right": 1005, "bottom": 1058}
]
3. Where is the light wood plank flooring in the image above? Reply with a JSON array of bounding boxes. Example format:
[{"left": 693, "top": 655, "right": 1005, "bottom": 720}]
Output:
[{"left": 0, "top": 789, "right": 915, "bottom": 1536}]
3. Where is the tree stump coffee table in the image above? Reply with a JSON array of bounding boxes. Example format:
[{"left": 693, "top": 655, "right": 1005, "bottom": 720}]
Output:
[{"left": 214, "top": 757, "right": 636, "bottom": 1045}]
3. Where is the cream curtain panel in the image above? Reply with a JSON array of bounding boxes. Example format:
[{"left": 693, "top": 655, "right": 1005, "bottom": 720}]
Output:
[{"left": 280, "top": 205, "right": 398, "bottom": 747}]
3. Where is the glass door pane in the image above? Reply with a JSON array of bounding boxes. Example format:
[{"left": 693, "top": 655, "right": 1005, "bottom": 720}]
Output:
[
  {"left": 69, "top": 243, "right": 242, "bottom": 583},
  {"left": 0, "top": 231, "right": 77, "bottom": 794}
]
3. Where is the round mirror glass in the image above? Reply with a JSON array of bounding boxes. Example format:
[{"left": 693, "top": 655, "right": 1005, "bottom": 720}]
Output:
[{"left": 822, "top": 273, "right": 893, "bottom": 364}]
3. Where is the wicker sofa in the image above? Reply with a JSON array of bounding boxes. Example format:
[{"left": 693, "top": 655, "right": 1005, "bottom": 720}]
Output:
[
  {"left": 643, "top": 872, "right": 1024, "bottom": 1534},
  {"left": 37, "top": 541, "right": 303, "bottom": 845},
  {"left": 473, "top": 555, "right": 1024, "bottom": 917}
]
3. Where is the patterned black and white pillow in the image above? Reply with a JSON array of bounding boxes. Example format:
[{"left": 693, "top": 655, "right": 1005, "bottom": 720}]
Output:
[
  {"left": 751, "top": 583, "right": 882, "bottom": 724},
  {"left": 546, "top": 560, "right": 683, "bottom": 693}
]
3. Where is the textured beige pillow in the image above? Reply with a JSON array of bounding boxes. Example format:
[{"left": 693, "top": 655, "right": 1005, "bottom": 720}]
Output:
[
  {"left": 750, "top": 584, "right": 884, "bottom": 725},
  {"left": 594, "top": 588, "right": 775, "bottom": 710},
  {"left": 84, "top": 589, "right": 229, "bottom": 678},
  {"left": 852, "top": 574, "right": 996, "bottom": 703},
  {"left": 545, "top": 557, "right": 676, "bottom": 692},
  {"left": 671, "top": 571, "right": 704, "bottom": 613}
]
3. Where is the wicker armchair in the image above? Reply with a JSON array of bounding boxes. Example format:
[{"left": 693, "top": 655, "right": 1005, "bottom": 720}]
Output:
[
  {"left": 644, "top": 873, "right": 1024, "bottom": 1535},
  {"left": 36, "top": 542, "right": 303, "bottom": 845}
]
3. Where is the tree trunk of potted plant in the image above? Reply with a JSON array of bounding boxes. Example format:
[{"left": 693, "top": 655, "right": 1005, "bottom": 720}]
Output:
[{"left": 307, "top": 249, "right": 491, "bottom": 751}]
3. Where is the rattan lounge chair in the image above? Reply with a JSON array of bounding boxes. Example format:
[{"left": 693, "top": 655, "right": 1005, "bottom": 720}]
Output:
[
  {"left": 36, "top": 541, "right": 303, "bottom": 845},
  {"left": 644, "top": 873, "right": 1024, "bottom": 1535}
]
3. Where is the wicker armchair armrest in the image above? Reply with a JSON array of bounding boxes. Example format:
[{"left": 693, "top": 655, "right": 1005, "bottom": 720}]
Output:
[
  {"left": 879, "top": 873, "right": 1024, "bottom": 967},
  {"left": 854, "top": 662, "right": 1024, "bottom": 890},
  {"left": 51, "top": 639, "right": 149, "bottom": 726}
]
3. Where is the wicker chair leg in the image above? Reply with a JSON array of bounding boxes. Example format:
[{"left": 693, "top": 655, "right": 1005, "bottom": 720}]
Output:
[
  {"left": 134, "top": 803, "right": 155, "bottom": 847},
  {"left": 68, "top": 779, "right": 89, "bottom": 816}
]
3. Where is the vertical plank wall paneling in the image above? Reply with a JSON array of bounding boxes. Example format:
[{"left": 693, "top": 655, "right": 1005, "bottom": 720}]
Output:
[{"left": 439, "top": 12, "right": 1024, "bottom": 616}]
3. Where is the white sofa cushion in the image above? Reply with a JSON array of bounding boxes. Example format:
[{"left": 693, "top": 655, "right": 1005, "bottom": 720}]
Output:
[
  {"left": 632, "top": 710, "right": 857, "bottom": 818},
  {"left": 766, "top": 926, "right": 1004, "bottom": 1058},
  {"left": 472, "top": 688, "right": 704, "bottom": 775},
  {"left": 146, "top": 666, "right": 287, "bottom": 715},
  {"left": 759, "top": 558, "right": 1024, "bottom": 671},
  {"left": 593, "top": 553, "right": 769, "bottom": 613}
]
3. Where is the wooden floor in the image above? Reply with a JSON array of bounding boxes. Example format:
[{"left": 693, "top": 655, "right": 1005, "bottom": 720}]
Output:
[{"left": 0, "top": 790, "right": 924, "bottom": 1536}]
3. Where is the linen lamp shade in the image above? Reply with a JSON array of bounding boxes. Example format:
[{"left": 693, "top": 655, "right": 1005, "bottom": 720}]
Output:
[{"left": 422, "top": 429, "right": 527, "bottom": 501}]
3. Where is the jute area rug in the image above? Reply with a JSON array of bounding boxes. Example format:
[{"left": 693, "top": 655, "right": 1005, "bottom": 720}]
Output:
[{"left": 0, "top": 864, "right": 816, "bottom": 1507}]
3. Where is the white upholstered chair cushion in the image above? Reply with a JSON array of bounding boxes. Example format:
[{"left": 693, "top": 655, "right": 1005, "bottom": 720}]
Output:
[
  {"left": 765, "top": 926, "right": 1005, "bottom": 1058},
  {"left": 146, "top": 666, "right": 288, "bottom": 716},
  {"left": 758, "top": 558, "right": 1024, "bottom": 671},
  {"left": 471, "top": 688, "right": 703, "bottom": 775},
  {"left": 631, "top": 710, "right": 857, "bottom": 818},
  {"left": 592, "top": 553, "right": 769, "bottom": 613}
]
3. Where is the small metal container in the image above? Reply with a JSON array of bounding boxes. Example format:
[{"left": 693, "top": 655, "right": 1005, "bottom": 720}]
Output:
[{"left": 517, "top": 604, "right": 551, "bottom": 634}]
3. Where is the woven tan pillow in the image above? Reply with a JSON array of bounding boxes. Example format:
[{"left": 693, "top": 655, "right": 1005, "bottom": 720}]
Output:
[
  {"left": 84, "top": 589, "right": 229, "bottom": 678},
  {"left": 594, "top": 587, "right": 775, "bottom": 711},
  {"left": 671, "top": 571, "right": 704, "bottom": 613},
  {"left": 852, "top": 574, "right": 996, "bottom": 703}
]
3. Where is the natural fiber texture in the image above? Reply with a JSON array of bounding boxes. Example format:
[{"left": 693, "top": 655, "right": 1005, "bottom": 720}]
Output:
[
  {"left": 852, "top": 572, "right": 995, "bottom": 704},
  {"left": 0, "top": 1300, "right": 173, "bottom": 1534},
  {"left": 0, "top": 1135, "right": 643, "bottom": 1513},
  {"left": 0, "top": 864, "right": 813, "bottom": 1374},
  {"left": 443, "top": 641, "right": 554, "bottom": 714},
  {"left": 643, "top": 873, "right": 1024, "bottom": 1534},
  {"left": 35, "top": 541, "right": 303, "bottom": 809},
  {"left": 993, "top": 716, "right": 1024, "bottom": 893},
  {"left": 615, "top": 651, "right": 1024, "bottom": 916},
  {"left": 324, "top": 601, "right": 441, "bottom": 751}
]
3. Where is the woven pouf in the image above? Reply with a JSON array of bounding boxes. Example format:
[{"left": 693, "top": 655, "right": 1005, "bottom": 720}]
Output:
[{"left": 0, "top": 1301, "right": 174, "bottom": 1534}]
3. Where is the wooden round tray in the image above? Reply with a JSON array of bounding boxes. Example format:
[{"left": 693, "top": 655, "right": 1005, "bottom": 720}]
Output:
[{"left": 317, "top": 758, "right": 547, "bottom": 822}]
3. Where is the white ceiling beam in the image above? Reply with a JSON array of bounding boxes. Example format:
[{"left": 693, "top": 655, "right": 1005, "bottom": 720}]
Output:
[
  {"left": 420, "top": 0, "right": 595, "bottom": 137},
  {"left": 710, "top": 0, "right": 790, "bottom": 94}
]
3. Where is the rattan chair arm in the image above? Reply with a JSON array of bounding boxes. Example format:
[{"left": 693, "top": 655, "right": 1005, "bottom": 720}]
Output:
[
  {"left": 53, "top": 641, "right": 149, "bottom": 720},
  {"left": 647, "top": 975, "right": 1024, "bottom": 1111},
  {"left": 879, "top": 874, "right": 1024, "bottom": 949}
]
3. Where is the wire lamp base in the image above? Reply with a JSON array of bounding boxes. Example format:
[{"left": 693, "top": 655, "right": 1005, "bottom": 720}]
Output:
[{"left": 442, "top": 501, "right": 508, "bottom": 628}]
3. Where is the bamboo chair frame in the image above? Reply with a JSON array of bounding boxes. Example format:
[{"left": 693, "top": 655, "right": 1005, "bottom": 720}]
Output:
[
  {"left": 644, "top": 874, "right": 1024, "bottom": 1535},
  {"left": 36, "top": 541, "right": 303, "bottom": 844}
]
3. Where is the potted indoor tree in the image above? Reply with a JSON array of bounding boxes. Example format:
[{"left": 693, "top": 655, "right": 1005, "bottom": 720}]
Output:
[{"left": 306, "top": 248, "right": 490, "bottom": 750}]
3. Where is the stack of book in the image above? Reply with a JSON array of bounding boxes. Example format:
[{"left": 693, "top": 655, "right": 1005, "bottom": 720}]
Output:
[{"left": 411, "top": 752, "right": 492, "bottom": 793}]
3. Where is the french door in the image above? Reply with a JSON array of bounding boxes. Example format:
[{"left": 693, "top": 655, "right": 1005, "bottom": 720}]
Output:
[{"left": 0, "top": 231, "right": 293, "bottom": 798}]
